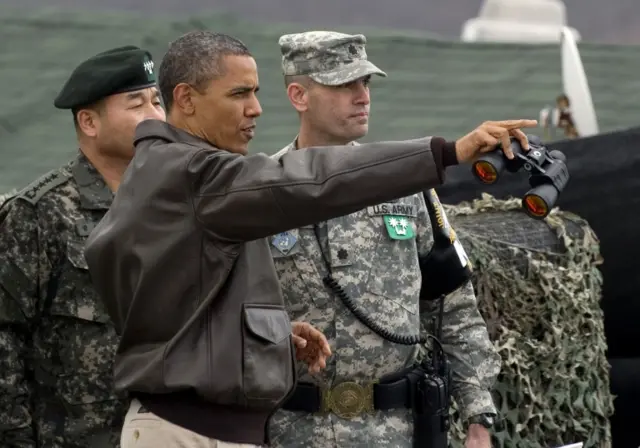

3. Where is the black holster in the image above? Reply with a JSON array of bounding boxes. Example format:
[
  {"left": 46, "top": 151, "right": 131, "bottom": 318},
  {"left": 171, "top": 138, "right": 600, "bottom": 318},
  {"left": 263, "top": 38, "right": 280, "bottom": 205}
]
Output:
[{"left": 407, "top": 361, "right": 450, "bottom": 448}]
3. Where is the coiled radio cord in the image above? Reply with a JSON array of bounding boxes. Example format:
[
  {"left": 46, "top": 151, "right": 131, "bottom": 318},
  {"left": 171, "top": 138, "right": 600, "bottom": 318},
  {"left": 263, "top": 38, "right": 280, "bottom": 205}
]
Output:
[
  {"left": 320, "top": 266, "right": 445, "bottom": 367},
  {"left": 314, "top": 191, "right": 452, "bottom": 370}
]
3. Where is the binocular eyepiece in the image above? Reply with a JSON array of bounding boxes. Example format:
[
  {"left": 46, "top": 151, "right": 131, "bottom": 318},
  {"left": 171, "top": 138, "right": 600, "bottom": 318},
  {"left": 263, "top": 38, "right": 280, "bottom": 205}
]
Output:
[{"left": 471, "top": 135, "right": 569, "bottom": 219}]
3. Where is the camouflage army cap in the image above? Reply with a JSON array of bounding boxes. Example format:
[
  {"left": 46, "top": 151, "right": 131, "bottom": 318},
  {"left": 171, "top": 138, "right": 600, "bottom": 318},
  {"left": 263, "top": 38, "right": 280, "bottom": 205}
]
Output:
[
  {"left": 279, "top": 31, "right": 387, "bottom": 86},
  {"left": 54, "top": 45, "right": 156, "bottom": 110}
]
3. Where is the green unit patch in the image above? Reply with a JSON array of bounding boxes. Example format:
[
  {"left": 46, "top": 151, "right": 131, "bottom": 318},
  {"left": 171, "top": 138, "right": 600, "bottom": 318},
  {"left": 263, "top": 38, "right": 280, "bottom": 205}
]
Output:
[{"left": 383, "top": 215, "right": 414, "bottom": 240}]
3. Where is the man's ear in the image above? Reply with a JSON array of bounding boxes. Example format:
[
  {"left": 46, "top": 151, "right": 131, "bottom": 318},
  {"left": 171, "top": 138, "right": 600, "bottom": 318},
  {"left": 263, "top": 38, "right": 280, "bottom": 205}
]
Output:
[
  {"left": 286, "top": 82, "right": 309, "bottom": 113},
  {"left": 172, "top": 83, "right": 196, "bottom": 116},
  {"left": 76, "top": 108, "right": 101, "bottom": 138}
]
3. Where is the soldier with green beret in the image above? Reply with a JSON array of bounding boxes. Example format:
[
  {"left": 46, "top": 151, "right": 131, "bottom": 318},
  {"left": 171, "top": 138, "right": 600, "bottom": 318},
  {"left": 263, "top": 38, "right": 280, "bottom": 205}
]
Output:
[
  {"left": 0, "top": 45, "right": 165, "bottom": 448},
  {"left": 54, "top": 45, "right": 158, "bottom": 110}
]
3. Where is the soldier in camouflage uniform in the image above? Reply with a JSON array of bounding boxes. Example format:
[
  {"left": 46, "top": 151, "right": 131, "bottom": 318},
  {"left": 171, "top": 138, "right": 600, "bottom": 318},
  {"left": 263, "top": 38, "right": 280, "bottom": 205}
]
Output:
[
  {"left": 0, "top": 46, "right": 165, "bottom": 448},
  {"left": 267, "top": 31, "right": 502, "bottom": 447}
]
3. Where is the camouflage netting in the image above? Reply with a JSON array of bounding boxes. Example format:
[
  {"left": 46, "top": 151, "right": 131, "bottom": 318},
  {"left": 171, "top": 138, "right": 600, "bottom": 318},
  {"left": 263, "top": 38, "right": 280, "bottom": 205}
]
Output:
[{"left": 443, "top": 194, "right": 613, "bottom": 448}]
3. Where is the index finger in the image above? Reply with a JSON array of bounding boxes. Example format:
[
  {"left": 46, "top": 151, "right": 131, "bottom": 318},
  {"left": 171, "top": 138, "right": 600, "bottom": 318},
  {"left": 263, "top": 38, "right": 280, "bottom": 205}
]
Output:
[
  {"left": 492, "top": 119, "right": 538, "bottom": 130},
  {"left": 294, "top": 322, "right": 316, "bottom": 339}
]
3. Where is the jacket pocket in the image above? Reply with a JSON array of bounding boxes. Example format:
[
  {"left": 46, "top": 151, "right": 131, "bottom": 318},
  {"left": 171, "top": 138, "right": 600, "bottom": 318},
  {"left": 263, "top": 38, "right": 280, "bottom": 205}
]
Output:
[
  {"left": 364, "top": 218, "right": 422, "bottom": 315},
  {"left": 242, "top": 304, "right": 294, "bottom": 405},
  {"left": 66, "top": 236, "right": 90, "bottom": 270}
]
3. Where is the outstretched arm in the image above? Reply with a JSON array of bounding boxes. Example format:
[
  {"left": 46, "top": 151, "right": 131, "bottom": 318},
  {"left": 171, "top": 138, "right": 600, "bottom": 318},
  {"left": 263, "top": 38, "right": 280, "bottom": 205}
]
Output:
[{"left": 191, "top": 137, "right": 452, "bottom": 242}]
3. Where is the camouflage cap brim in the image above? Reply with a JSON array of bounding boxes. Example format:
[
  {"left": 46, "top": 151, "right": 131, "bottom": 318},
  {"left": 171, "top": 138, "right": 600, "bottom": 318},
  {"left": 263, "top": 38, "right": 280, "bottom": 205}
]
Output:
[{"left": 308, "top": 59, "right": 387, "bottom": 86}]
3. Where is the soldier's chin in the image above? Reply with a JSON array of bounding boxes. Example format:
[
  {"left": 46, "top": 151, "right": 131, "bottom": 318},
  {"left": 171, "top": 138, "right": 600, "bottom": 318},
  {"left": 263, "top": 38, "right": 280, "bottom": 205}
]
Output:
[
  {"left": 228, "top": 141, "right": 249, "bottom": 156},
  {"left": 106, "top": 144, "right": 135, "bottom": 159},
  {"left": 349, "top": 123, "right": 369, "bottom": 140}
]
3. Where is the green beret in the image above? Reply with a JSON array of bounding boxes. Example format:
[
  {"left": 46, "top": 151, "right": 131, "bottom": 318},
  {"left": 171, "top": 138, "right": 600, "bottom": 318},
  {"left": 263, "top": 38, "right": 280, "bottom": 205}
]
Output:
[{"left": 54, "top": 45, "right": 157, "bottom": 110}]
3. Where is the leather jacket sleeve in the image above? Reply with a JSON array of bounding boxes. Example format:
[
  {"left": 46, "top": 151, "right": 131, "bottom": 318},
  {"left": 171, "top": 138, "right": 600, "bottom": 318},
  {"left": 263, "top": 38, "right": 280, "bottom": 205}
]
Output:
[{"left": 187, "top": 138, "right": 446, "bottom": 242}]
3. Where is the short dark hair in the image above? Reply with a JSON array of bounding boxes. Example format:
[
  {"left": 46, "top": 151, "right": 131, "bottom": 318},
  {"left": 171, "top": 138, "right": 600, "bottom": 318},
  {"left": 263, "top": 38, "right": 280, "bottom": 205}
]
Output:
[
  {"left": 284, "top": 74, "right": 311, "bottom": 88},
  {"left": 158, "top": 31, "right": 252, "bottom": 112},
  {"left": 71, "top": 100, "right": 105, "bottom": 130}
]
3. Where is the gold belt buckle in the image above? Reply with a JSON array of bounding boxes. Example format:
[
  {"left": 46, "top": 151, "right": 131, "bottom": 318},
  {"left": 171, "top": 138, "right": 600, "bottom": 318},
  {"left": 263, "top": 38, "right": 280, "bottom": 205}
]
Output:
[{"left": 320, "top": 381, "right": 377, "bottom": 419}]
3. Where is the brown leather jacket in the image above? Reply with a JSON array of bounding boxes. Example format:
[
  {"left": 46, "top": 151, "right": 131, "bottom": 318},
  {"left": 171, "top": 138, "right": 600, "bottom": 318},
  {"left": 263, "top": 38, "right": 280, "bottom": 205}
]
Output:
[{"left": 83, "top": 119, "right": 457, "bottom": 445}]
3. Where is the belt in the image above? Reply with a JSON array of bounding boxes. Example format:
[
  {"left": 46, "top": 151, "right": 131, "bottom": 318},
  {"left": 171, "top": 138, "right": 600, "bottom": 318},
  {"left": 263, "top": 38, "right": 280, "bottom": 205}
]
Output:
[{"left": 282, "top": 377, "right": 414, "bottom": 420}]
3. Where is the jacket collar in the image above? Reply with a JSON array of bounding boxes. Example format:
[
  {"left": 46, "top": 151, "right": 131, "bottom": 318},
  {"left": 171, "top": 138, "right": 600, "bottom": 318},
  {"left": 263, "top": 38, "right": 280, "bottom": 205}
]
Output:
[
  {"left": 71, "top": 151, "right": 113, "bottom": 210},
  {"left": 272, "top": 136, "right": 360, "bottom": 161},
  {"left": 271, "top": 137, "right": 298, "bottom": 161},
  {"left": 134, "top": 119, "right": 216, "bottom": 149}
]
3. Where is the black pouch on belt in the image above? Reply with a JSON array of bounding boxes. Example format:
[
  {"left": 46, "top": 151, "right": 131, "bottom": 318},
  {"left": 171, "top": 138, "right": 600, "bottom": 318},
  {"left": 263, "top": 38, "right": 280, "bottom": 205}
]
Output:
[{"left": 408, "top": 367, "right": 450, "bottom": 448}]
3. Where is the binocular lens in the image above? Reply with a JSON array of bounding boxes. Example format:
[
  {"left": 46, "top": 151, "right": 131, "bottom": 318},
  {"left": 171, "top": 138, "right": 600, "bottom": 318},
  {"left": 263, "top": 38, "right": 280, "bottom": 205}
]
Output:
[
  {"left": 522, "top": 183, "right": 558, "bottom": 219},
  {"left": 473, "top": 161, "right": 498, "bottom": 184},
  {"left": 523, "top": 194, "right": 548, "bottom": 218}
]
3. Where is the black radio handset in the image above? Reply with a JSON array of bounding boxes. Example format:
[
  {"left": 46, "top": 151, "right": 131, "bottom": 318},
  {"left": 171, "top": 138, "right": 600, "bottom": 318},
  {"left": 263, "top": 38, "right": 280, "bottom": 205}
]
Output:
[{"left": 418, "top": 189, "right": 473, "bottom": 303}]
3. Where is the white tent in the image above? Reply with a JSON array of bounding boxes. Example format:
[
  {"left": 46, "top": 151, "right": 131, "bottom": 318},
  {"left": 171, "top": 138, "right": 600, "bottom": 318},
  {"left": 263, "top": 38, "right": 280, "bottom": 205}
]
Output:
[
  {"left": 461, "top": 0, "right": 599, "bottom": 136},
  {"left": 461, "top": 0, "right": 580, "bottom": 44}
]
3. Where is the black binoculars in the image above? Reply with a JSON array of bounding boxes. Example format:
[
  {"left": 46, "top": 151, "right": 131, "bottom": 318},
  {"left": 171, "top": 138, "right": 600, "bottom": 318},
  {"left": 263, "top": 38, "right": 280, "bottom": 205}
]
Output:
[{"left": 471, "top": 135, "right": 569, "bottom": 219}]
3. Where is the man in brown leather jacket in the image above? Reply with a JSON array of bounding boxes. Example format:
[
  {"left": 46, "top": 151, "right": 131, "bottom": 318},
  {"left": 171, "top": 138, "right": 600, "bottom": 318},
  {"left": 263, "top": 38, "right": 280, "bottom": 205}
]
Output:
[{"left": 83, "top": 30, "right": 536, "bottom": 448}]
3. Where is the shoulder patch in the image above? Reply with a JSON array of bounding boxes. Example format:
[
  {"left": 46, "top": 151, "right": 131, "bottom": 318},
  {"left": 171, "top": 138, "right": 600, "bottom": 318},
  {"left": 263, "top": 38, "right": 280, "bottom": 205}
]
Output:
[{"left": 16, "top": 169, "right": 71, "bottom": 205}]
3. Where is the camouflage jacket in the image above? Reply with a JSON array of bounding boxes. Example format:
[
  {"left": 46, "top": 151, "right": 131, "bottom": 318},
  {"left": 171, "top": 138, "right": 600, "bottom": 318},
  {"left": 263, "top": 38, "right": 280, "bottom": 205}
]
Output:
[
  {"left": 0, "top": 152, "right": 126, "bottom": 448},
  {"left": 267, "top": 141, "right": 501, "bottom": 447}
]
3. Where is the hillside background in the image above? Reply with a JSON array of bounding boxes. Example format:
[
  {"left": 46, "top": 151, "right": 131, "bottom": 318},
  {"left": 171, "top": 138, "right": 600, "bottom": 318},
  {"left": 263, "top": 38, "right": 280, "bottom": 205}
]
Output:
[{"left": 7, "top": 0, "right": 640, "bottom": 44}]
